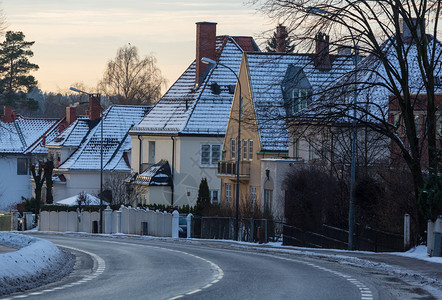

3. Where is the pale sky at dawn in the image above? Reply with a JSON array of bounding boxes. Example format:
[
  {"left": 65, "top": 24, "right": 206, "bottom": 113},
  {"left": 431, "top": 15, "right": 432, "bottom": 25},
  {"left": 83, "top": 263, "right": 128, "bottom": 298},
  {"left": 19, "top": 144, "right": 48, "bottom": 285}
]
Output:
[{"left": 2, "top": 0, "right": 274, "bottom": 93}]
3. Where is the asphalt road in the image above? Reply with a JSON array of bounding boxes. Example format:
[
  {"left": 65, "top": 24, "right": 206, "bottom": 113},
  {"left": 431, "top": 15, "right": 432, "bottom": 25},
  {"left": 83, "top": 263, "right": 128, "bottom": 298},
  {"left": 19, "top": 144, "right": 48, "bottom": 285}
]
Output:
[{"left": 3, "top": 234, "right": 436, "bottom": 300}]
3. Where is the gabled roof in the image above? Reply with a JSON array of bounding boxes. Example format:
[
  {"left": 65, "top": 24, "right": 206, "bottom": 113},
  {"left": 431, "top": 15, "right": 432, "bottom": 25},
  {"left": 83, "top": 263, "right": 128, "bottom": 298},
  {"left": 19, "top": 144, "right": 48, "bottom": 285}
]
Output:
[
  {"left": 244, "top": 52, "right": 355, "bottom": 151},
  {"left": 0, "top": 116, "right": 65, "bottom": 154},
  {"left": 56, "top": 105, "right": 150, "bottom": 172},
  {"left": 131, "top": 35, "right": 259, "bottom": 136}
]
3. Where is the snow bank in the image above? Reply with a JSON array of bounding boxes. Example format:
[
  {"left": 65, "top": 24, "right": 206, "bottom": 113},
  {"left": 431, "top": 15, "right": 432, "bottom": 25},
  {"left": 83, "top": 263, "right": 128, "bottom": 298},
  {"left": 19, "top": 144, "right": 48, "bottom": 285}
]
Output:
[{"left": 0, "top": 232, "right": 74, "bottom": 296}]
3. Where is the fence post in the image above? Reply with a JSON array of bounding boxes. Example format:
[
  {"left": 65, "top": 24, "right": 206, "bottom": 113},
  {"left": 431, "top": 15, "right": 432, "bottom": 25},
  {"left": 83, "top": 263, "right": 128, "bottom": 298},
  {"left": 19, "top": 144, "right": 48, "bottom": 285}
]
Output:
[
  {"left": 187, "top": 213, "right": 193, "bottom": 238},
  {"left": 116, "top": 206, "right": 122, "bottom": 234},
  {"left": 251, "top": 218, "right": 254, "bottom": 242},
  {"left": 172, "top": 210, "right": 179, "bottom": 238},
  {"left": 264, "top": 219, "right": 268, "bottom": 243},
  {"left": 428, "top": 220, "right": 435, "bottom": 255},
  {"left": 11, "top": 211, "right": 18, "bottom": 231},
  {"left": 104, "top": 206, "right": 112, "bottom": 234},
  {"left": 404, "top": 213, "right": 410, "bottom": 250}
]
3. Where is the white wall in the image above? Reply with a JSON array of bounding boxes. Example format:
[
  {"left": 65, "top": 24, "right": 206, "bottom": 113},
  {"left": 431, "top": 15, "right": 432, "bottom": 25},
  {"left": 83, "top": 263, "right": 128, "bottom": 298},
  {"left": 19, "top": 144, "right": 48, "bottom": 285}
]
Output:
[
  {"left": 0, "top": 155, "right": 33, "bottom": 211},
  {"left": 260, "top": 159, "right": 301, "bottom": 221},
  {"left": 132, "top": 135, "right": 223, "bottom": 207}
]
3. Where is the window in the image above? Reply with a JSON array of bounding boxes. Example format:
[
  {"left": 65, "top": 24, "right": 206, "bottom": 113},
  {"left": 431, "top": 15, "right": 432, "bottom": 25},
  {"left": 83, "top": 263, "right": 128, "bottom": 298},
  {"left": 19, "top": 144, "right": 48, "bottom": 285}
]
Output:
[
  {"left": 211, "top": 190, "right": 219, "bottom": 205},
  {"left": 248, "top": 140, "right": 253, "bottom": 160},
  {"left": 293, "top": 140, "right": 299, "bottom": 158},
  {"left": 309, "top": 140, "right": 318, "bottom": 160},
  {"left": 225, "top": 184, "right": 231, "bottom": 207},
  {"left": 415, "top": 115, "right": 421, "bottom": 135},
  {"left": 17, "top": 158, "right": 28, "bottom": 175},
  {"left": 322, "top": 140, "right": 330, "bottom": 160},
  {"left": 264, "top": 189, "right": 273, "bottom": 214},
  {"left": 250, "top": 187, "right": 257, "bottom": 208},
  {"left": 243, "top": 140, "right": 247, "bottom": 160},
  {"left": 201, "top": 145, "right": 211, "bottom": 165},
  {"left": 292, "top": 88, "right": 310, "bottom": 113},
  {"left": 201, "top": 144, "right": 221, "bottom": 166},
  {"left": 148, "top": 141, "right": 155, "bottom": 164},
  {"left": 231, "top": 139, "right": 236, "bottom": 160}
]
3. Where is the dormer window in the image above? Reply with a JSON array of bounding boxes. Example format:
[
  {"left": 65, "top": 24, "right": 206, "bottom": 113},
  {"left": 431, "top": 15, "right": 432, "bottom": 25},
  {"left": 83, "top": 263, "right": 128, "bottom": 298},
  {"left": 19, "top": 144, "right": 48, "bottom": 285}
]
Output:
[
  {"left": 282, "top": 65, "right": 312, "bottom": 115},
  {"left": 291, "top": 88, "right": 311, "bottom": 113}
]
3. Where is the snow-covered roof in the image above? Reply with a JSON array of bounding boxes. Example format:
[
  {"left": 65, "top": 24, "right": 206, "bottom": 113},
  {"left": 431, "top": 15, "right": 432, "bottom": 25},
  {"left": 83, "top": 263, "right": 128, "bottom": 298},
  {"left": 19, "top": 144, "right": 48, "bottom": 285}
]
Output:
[
  {"left": 129, "top": 160, "right": 173, "bottom": 186},
  {"left": 244, "top": 52, "right": 355, "bottom": 151},
  {"left": 0, "top": 116, "right": 65, "bottom": 154},
  {"left": 314, "top": 35, "right": 442, "bottom": 121},
  {"left": 56, "top": 105, "right": 150, "bottom": 172},
  {"left": 131, "top": 36, "right": 259, "bottom": 136},
  {"left": 55, "top": 193, "right": 106, "bottom": 206}
]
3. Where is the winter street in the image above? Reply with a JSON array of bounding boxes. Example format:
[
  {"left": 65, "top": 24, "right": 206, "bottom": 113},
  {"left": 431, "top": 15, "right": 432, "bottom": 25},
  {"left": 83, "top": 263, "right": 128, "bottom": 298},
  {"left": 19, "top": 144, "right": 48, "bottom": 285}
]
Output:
[{"left": 2, "top": 233, "right": 441, "bottom": 300}]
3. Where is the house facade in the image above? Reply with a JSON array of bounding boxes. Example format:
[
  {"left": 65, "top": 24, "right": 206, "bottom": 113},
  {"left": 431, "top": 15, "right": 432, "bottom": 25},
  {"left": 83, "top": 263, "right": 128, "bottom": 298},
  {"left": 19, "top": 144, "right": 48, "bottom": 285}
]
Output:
[
  {"left": 47, "top": 98, "right": 150, "bottom": 203},
  {"left": 218, "top": 32, "right": 356, "bottom": 220},
  {"left": 128, "top": 22, "right": 260, "bottom": 207},
  {"left": 0, "top": 106, "right": 66, "bottom": 211}
]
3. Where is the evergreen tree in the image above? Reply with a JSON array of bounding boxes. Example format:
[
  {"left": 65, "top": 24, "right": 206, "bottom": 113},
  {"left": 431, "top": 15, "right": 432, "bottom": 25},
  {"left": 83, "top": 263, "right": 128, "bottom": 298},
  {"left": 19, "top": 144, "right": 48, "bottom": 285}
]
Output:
[
  {"left": 0, "top": 31, "right": 39, "bottom": 108},
  {"left": 195, "top": 178, "right": 211, "bottom": 215},
  {"left": 265, "top": 26, "right": 295, "bottom": 53}
]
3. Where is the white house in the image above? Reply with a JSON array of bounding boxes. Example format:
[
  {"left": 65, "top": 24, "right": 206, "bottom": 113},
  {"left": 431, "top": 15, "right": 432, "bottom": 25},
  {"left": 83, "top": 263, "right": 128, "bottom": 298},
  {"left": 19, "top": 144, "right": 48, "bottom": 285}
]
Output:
[
  {"left": 46, "top": 99, "right": 150, "bottom": 203},
  {"left": 0, "top": 106, "right": 66, "bottom": 211},
  {"left": 128, "top": 22, "right": 260, "bottom": 207}
]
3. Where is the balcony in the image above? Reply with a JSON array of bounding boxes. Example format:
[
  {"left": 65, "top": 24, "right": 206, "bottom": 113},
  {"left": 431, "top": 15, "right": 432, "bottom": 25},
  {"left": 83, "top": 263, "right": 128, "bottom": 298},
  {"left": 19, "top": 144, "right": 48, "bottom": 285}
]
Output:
[{"left": 217, "top": 160, "right": 250, "bottom": 179}]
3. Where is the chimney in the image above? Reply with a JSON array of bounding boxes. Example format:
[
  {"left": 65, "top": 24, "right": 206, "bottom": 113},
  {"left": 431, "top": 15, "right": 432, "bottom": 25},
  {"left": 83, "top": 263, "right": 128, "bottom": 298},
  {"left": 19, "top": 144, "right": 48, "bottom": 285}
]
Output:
[
  {"left": 12, "top": 110, "right": 17, "bottom": 121},
  {"left": 276, "top": 24, "right": 287, "bottom": 53},
  {"left": 195, "top": 22, "right": 217, "bottom": 86},
  {"left": 2, "top": 106, "right": 13, "bottom": 122},
  {"left": 400, "top": 18, "right": 425, "bottom": 41},
  {"left": 314, "top": 32, "right": 331, "bottom": 70},
  {"left": 89, "top": 95, "right": 101, "bottom": 121},
  {"left": 66, "top": 106, "right": 77, "bottom": 125}
]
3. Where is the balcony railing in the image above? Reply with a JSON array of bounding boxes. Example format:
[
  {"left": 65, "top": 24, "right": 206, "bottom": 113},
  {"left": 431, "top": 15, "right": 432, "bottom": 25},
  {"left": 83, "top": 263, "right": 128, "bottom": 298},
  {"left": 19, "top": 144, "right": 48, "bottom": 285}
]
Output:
[{"left": 217, "top": 160, "right": 250, "bottom": 177}]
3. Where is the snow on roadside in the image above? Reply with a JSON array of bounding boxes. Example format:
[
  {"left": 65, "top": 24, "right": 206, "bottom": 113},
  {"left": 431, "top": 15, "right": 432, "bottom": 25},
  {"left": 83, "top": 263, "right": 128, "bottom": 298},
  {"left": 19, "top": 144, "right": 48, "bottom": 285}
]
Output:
[{"left": 0, "top": 232, "right": 74, "bottom": 296}]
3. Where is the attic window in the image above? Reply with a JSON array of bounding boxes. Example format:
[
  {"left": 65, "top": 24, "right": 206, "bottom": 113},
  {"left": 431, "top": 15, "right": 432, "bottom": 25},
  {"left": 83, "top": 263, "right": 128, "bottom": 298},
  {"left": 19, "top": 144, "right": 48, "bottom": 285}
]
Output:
[
  {"left": 210, "top": 82, "right": 221, "bottom": 95},
  {"left": 292, "top": 88, "right": 312, "bottom": 113}
]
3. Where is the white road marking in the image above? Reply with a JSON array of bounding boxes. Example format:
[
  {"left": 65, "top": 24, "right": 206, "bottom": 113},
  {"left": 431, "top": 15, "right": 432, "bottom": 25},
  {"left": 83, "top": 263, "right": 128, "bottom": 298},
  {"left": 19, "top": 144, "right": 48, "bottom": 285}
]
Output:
[
  {"left": 98, "top": 240, "right": 224, "bottom": 300},
  {"left": 3, "top": 245, "right": 106, "bottom": 299},
  {"left": 258, "top": 253, "right": 374, "bottom": 300}
]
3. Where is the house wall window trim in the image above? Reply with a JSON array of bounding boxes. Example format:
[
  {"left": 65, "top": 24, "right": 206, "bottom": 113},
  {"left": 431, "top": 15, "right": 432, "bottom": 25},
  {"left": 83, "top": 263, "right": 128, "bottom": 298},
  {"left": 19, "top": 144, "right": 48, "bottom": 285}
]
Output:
[
  {"left": 225, "top": 183, "right": 231, "bottom": 207},
  {"left": 230, "top": 139, "right": 236, "bottom": 160},
  {"left": 200, "top": 143, "right": 221, "bottom": 167}
]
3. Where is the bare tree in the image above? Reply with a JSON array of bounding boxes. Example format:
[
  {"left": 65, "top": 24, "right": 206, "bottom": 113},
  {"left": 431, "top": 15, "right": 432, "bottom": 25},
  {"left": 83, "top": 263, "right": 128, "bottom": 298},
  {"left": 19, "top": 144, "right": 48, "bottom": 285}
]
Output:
[
  {"left": 98, "top": 45, "right": 166, "bottom": 105},
  {"left": 253, "top": 0, "right": 442, "bottom": 220}
]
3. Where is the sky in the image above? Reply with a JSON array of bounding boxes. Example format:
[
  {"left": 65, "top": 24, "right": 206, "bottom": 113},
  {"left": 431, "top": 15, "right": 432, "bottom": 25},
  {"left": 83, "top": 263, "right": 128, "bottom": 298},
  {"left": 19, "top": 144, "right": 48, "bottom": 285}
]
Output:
[{"left": 2, "top": 0, "right": 274, "bottom": 93}]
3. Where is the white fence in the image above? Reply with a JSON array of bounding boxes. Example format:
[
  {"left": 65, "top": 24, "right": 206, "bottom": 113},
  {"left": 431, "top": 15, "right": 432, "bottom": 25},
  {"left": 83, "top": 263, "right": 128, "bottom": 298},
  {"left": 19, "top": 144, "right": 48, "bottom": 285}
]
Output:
[
  {"left": 427, "top": 216, "right": 442, "bottom": 257},
  {"left": 39, "top": 206, "right": 179, "bottom": 238}
]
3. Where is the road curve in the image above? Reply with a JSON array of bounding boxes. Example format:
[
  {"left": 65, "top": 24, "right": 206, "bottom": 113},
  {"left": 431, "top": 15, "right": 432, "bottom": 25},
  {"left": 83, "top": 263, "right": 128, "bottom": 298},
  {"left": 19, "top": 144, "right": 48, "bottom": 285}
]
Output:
[{"left": 4, "top": 234, "right": 435, "bottom": 300}]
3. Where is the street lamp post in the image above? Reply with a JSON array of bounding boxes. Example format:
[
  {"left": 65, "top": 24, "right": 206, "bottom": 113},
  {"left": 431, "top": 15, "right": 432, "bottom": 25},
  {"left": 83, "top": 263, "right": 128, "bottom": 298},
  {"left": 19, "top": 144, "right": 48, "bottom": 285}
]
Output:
[
  {"left": 70, "top": 87, "right": 104, "bottom": 234},
  {"left": 201, "top": 57, "right": 242, "bottom": 241},
  {"left": 307, "top": 7, "right": 360, "bottom": 250}
]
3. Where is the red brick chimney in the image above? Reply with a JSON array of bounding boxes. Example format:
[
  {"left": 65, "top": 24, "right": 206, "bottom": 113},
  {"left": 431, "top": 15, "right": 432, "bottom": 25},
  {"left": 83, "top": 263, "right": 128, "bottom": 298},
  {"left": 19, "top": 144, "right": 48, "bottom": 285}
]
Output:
[
  {"left": 66, "top": 106, "right": 77, "bottom": 125},
  {"left": 89, "top": 95, "right": 101, "bottom": 121},
  {"left": 314, "top": 32, "right": 331, "bottom": 70},
  {"left": 196, "top": 22, "right": 217, "bottom": 86},
  {"left": 276, "top": 24, "right": 287, "bottom": 53},
  {"left": 2, "top": 106, "right": 13, "bottom": 122}
]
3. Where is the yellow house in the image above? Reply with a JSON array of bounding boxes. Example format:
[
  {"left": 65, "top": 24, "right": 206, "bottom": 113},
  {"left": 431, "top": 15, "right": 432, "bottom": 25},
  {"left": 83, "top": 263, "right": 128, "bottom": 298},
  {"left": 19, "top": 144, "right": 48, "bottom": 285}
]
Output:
[{"left": 218, "top": 34, "right": 356, "bottom": 220}]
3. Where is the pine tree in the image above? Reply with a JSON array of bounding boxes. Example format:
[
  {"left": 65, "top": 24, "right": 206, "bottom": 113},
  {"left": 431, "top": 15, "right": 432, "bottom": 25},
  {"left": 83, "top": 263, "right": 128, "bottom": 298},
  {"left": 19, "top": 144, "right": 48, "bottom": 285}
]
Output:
[
  {"left": 195, "top": 178, "right": 211, "bottom": 215},
  {"left": 0, "top": 31, "right": 39, "bottom": 108},
  {"left": 265, "top": 26, "right": 295, "bottom": 53}
]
